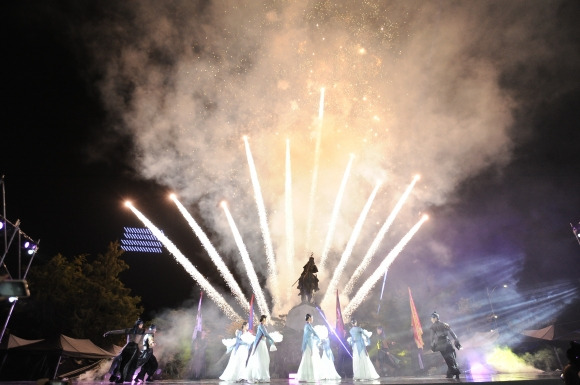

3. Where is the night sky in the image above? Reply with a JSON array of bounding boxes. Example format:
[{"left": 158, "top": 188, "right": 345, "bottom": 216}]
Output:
[{"left": 1, "top": 0, "right": 579, "bottom": 331}]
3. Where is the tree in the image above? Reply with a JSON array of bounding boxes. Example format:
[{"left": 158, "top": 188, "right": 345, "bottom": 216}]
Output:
[{"left": 8, "top": 241, "right": 143, "bottom": 346}]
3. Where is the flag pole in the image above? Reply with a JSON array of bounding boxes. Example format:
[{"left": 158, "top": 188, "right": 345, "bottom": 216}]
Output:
[{"left": 409, "top": 287, "right": 425, "bottom": 370}]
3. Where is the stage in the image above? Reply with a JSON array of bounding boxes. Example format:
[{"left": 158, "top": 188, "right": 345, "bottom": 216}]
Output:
[{"left": 12, "top": 372, "right": 563, "bottom": 385}]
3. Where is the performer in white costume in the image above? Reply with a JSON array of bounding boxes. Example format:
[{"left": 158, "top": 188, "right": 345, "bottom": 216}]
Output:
[
  {"left": 219, "top": 321, "right": 255, "bottom": 381},
  {"left": 296, "top": 314, "right": 321, "bottom": 382},
  {"left": 314, "top": 324, "right": 341, "bottom": 380},
  {"left": 348, "top": 319, "right": 380, "bottom": 380},
  {"left": 246, "top": 315, "right": 282, "bottom": 382}
]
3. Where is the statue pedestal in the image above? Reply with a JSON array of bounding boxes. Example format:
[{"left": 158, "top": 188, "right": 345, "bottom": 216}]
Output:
[{"left": 285, "top": 302, "right": 328, "bottom": 331}]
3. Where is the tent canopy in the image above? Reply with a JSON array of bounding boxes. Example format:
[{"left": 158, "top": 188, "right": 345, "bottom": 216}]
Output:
[
  {"left": 521, "top": 324, "right": 580, "bottom": 341},
  {"left": 8, "top": 334, "right": 115, "bottom": 359},
  {"left": 0, "top": 334, "right": 43, "bottom": 349},
  {"left": 0, "top": 333, "right": 116, "bottom": 380}
]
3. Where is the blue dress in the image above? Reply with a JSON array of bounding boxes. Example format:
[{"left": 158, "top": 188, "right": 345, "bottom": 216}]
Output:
[
  {"left": 296, "top": 322, "right": 322, "bottom": 382},
  {"left": 349, "top": 326, "right": 380, "bottom": 380},
  {"left": 247, "top": 324, "right": 275, "bottom": 382}
]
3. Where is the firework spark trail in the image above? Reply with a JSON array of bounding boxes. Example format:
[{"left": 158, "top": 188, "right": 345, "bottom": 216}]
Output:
[
  {"left": 243, "top": 136, "right": 279, "bottom": 304},
  {"left": 320, "top": 181, "right": 382, "bottom": 310},
  {"left": 343, "top": 215, "right": 429, "bottom": 320},
  {"left": 125, "top": 202, "right": 243, "bottom": 322},
  {"left": 305, "top": 87, "right": 325, "bottom": 255},
  {"left": 285, "top": 139, "right": 295, "bottom": 298},
  {"left": 170, "top": 195, "right": 249, "bottom": 312},
  {"left": 320, "top": 154, "right": 355, "bottom": 269},
  {"left": 343, "top": 175, "right": 421, "bottom": 296},
  {"left": 221, "top": 202, "right": 271, "bottom": 319}
]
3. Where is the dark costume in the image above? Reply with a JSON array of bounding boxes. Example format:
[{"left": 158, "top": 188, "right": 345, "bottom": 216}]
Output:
[
  {"left": 297, "top": 255, "right": 319, "bottom": 303},
  {"left": 562, "top": 340, "right": 580, "bottom": 385},
  {"left": 429, "top": 312, "right": 461, "bottom": 379},
  {"left": 104, "top": 318, "right": 146, "bottom": 383},
  {"left": 371, "top": 327, "right": 400, "bottom": 376},
  {"left": 336, "top": 331, "right": 353, "bottom": 378},
  {"left": 136, "top": 325, "right": 158, "bottom": 382},
  {"left": 189, "top": 332, "right": 208, "bottom": 380}
]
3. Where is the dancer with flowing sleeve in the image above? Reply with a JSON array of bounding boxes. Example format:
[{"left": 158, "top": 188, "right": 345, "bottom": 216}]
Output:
[
  {"left": 296, "top": 314, "right": 322, "bottom": 382},
  {"left": 247, "top": 315, "right": 278, "bottom": 382},
  {"left": 315, "top": 325, "right": 341, "bottom": 380},
  {"left": 349, "top": 319, "right": 380, "bottom": 380},
  {"left": 220, "top": 321, "right": 255, "bottom": 381}
]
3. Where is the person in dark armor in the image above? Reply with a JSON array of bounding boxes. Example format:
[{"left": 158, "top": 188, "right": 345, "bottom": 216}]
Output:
[
  {"left": 135, "top": 324, "right": 158, "bottom": 383},
  {"left": 104, "top": 318, "right": 146, "bottom": 383},
  {"left": 297, "top": 255, "right": 319, "bottom": 303},
  {"left": 429, "top": 312, "right": 461, "bottom": 379},
  {"left": 371, "top": 326, "right": 400, "bottom": 376}
]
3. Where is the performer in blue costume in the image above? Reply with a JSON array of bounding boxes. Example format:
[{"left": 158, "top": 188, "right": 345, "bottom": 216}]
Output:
[
  {"left": 318, "top": 326, "right": 341, "bottom": 380},
  {"left": 349, "top": 319, "right": 380, "bottom": 380},
  {"left": 247, "top": 315, "right": 277, "bottom": 382},
  {"left": 219, "top": 321, "right": 254, "bottom": 381},
  {"left": 296, "top": 314, "right": 321, "bottom": 382}
]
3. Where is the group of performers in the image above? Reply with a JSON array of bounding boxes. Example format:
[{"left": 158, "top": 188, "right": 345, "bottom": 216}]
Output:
[
  {"left": 103, "top": 318, "right": 158, "bottom": 383},
  {"left": 103, "top": 312, "right": 461, "bottom": 383},
  {"left": 218, "top": 311, "right": 462, "bottom": 382},
  {"left": 103, "top": 254, "right": 463, "bottom": 383},
  {"left": 219, "top": 314, "right": 282, "bottom": 382}
]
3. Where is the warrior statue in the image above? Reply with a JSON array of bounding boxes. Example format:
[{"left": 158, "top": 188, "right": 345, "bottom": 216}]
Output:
[{"left": 297, "top": 254, "right": 319, "bottom": 303}]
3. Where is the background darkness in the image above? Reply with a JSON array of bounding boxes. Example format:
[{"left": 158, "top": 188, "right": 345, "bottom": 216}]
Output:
[{"left": 1, "top": 1, "right": 579, "bottom": 329}]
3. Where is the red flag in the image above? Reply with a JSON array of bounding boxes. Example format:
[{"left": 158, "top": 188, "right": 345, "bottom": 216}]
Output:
[
  {"left": 192, "top": 291, "right": 203, "bottom": 340},
  {"left": 408, "top": 287, "right": 424, "bottom": 349},
  {"left": 248, "top": 294, "right": 255, "bottom": 334},
  {"left": 335, "top": 290, "right": 346, "bottom": 339}
]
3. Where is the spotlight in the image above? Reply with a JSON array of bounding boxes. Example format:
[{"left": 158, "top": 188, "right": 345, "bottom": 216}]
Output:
[
  {"left": 0, "top": 221, "right": 3, "bottom": 230},
  {"left": 22, "top": 241, "right": 37, "bottom": 254},
  {"left": 21, "top": 240, "right": 38, "bottom": 255}
]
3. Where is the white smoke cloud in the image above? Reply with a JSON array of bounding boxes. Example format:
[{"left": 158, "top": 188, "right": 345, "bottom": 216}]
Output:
[{"left": 87, "top": 1, "right": 569, "bottom": 317}]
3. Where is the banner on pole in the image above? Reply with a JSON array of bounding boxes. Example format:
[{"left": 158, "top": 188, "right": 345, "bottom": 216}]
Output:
[{"left": 409, "top": 287, "right": 424, "bottom": 349}]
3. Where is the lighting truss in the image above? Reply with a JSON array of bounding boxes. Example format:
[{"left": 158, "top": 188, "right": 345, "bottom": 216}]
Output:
[{"left": 121, "top": 226, "right": 163, "bottom": 253}]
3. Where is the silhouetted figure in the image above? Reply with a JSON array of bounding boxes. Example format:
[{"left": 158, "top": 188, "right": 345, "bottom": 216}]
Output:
[
  {"left": 135, "top": 324, "right": 158, "bottom": 383},
  {"left": 103, "top": 318, "right": 145, "bottom": 383},
  {"left": 190, "top": 331, "right": 208, "bottom": 379},
  {"left": 562, "top": 340, "right": 580, "bottom": 385},
  {"left": 429, "top": 311, "right": 461, "bottom": 379},
  {"left": 297, "top": 255, "right": 319, "bottom": 303},
  {"left": 336, "top": 330, "right": 353, "bottom": 378}
]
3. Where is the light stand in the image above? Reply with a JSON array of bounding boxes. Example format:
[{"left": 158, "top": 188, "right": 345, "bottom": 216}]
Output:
[
  {"left": 570, "top": 223, "right": 580, "bottom": 247},
  {"left": 0, "top": 177, "right": 40, "bottom": 344},
  {"left": 486, "top": 284, "right": 507, "bottom": 331}
]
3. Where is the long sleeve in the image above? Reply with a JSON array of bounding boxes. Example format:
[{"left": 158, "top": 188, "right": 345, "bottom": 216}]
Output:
[
  {"left": 301, "top": 323, "right": 320, "bottom": 352},
  {"left": 260, "top": 324, "right": 275, "bottom": 344},
  {"left": 104, "top": 328, "right": 131, "bottom": 336}
]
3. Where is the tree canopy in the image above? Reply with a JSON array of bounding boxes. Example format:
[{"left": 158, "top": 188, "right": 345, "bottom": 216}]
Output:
[{"left": 7, "top": 241, "right": 143, "bottom": 346}]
